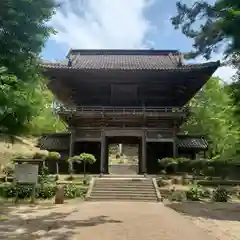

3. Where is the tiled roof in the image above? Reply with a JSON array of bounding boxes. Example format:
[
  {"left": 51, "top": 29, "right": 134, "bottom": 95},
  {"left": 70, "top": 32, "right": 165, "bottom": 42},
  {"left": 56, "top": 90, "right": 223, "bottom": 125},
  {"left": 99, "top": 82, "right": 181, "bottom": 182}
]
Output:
[
  {"left": 177, "top": 137, "right": 208, "bottom": 150},
  {"left": 41, "top": 49, "right": 220, "bottom": 71}
]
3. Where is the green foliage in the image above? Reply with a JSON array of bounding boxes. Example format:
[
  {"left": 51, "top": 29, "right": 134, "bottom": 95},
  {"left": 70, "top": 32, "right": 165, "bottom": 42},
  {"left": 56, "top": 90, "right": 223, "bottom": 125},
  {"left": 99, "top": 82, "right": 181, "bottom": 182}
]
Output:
[
  {"left": 203, "top": 166, "right": 215, "bottom": 177},
  {"left": 169, "top": 191, "right": 187, "bottom": 202},
  {"left": 159, "top": 158, "right": 178, "bottom": 174},
  {"left": 0, "top": 183, "right": 16, "bottom": 198},
  {"left": 28, "top": 86, "right": 66, "bottom": 135},
  {"left": 79, "top": 153, "right": 96, "bottom": 164},
  {"left": 0, "top": 1, "right": 63, "bottom": 136},
  {"left": 0, "top": 182, "right": 86, "bottom": 199},
  {"left": 47, "top": 151, "right": 61, "bottom": 160},
  {"left": 11, "top": 153, "right": 32, "bottom": 160},
  {"left": 171, "top": 0, "right": 240, "bottom": 62},
  {"left": 0, "top": 0, "right": 56, "bottom": 80},
  {"left": 202, "top": 188, "right": 212, "bottom": 198},
  {"left": 0, "top": 68, "right": 44, "bottom": 135},
  {"left": 0, "top": 182, "right": 56, "bottom": 199},
  {"left": 33, "top": 151, "right": 49, "bottom": 160},
  {"left": 182, "top": 78, "right": 239, "bottom": 158},
  {"left": 38, "top": 166, "right": 50, "bottom": 184},
  {"left": 2, "top": 163, "right": 15, "bottom": 177},
  {"left": 157, "top": 179, "right": 170, "bottom": 187},
  {"left": 212, "top": 186, "right": 231, "bottom": 202},
  {"left": 37, "top": 184, "right": 56, "bottom": 199},
  {"left": 63, "top": 184, "right": 83, "bottom": 199},
  {"left": 68, "top": 155, "right": 82, "bottom": 164},
  {"left": 186, "top": 185, "right": 204, "bottom": 201}
]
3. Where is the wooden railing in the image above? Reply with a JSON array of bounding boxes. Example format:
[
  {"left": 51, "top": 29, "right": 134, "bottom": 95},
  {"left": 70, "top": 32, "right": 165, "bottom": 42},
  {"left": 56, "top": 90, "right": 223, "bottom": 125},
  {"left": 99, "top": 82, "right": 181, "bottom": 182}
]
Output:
[{"left": 55, "top": 105, "right": 189, "bottom": 114}]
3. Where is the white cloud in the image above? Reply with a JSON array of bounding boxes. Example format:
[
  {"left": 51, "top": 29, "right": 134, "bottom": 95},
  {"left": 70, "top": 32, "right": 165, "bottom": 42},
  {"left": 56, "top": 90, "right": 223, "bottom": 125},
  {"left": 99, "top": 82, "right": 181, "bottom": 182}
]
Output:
[
  {"left": 189, "top": 54, "right": 237, "bottom": 83},
  {"left": 50, "top": 0, "right": 154, "bottom": 49},
  {"left": 213, "top": 66, "right": 237, "bottom": 83}
]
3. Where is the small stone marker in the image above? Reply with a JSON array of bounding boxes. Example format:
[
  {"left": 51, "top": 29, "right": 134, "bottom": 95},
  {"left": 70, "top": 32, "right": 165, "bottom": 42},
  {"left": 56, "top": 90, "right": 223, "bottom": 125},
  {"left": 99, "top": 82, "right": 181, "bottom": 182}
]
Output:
[{"left": 55, "top": 186, "right": 64, "bottom": 204}]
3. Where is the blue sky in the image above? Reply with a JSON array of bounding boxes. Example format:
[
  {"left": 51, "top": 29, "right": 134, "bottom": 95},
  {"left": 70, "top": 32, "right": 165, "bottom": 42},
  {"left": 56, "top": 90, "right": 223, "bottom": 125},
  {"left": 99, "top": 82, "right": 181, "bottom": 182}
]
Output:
[{"left": 41, "top": 0, "right": 236, "bottom": 82}]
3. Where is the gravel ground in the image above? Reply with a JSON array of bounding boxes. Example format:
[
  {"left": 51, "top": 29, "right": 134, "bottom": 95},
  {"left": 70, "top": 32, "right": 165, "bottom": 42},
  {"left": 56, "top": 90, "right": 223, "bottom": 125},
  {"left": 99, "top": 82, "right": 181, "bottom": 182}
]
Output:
[
  {"left": 0, "top": 201, "right": 239, "bottom": 240},
  {"left": 165, "top": 201, "right": 240, "bottom": 240}
]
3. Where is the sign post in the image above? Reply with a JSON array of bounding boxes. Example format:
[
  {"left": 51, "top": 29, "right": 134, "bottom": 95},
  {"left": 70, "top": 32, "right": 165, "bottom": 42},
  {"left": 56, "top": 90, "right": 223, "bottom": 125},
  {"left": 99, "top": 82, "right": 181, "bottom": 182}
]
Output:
[{"left": 14, "top": 164, "right": 39, "bottom": 204}]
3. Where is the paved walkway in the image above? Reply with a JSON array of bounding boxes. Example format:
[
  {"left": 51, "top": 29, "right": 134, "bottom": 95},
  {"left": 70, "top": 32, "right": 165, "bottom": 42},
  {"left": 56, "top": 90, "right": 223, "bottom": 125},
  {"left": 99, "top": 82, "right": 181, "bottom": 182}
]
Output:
[{"left": 45, "top": 202, "right": 217, "bottom": 240}]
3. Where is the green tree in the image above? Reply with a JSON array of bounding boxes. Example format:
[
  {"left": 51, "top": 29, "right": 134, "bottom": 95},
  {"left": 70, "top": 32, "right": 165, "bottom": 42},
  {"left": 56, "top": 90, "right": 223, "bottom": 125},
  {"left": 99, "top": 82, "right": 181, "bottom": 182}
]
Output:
[
  {"left": 182, "top": 77, "right": 239, "bottom": 158},
  {"left": 0, "top": 67, "right": 43, "bottom": 134},
  {"left": 0, "top": 0, "right": 56, "bottom": 80},
  {"left": 0, "top": 0, "right": 58, "bottom": 135},
  {"left": 172, "top": 0, "right": 240, "bottom": 66},
  {"left": 29, "top": 83, "right": 66, "bottom": 135}
]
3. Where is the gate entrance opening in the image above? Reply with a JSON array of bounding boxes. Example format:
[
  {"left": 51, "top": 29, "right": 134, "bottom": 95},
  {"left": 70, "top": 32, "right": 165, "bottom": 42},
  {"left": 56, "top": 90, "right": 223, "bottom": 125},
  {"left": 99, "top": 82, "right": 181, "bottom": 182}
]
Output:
[{"left": 106, "top": 136, "right": 141, "bottom": 175}]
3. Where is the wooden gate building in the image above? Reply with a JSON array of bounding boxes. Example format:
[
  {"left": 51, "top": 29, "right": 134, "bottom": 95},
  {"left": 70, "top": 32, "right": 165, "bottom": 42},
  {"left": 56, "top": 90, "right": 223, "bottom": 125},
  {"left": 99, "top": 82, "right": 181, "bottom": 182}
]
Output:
[{"left": 42, "top": 49, "right": 219, "bottom": 174}]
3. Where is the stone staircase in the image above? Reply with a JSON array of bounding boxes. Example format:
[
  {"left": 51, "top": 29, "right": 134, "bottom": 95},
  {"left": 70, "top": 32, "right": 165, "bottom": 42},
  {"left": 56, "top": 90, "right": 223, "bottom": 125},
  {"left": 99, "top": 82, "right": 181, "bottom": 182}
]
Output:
[{"left": 86, "top": 177, "right": 160, "bottom": 202}]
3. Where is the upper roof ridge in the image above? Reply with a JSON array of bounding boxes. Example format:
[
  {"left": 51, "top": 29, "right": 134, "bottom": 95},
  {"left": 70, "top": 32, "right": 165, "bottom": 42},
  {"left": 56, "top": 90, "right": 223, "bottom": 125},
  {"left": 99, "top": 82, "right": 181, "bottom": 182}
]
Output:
[{"left": 67, "top": 49, "right": 180, "bottom": 57}]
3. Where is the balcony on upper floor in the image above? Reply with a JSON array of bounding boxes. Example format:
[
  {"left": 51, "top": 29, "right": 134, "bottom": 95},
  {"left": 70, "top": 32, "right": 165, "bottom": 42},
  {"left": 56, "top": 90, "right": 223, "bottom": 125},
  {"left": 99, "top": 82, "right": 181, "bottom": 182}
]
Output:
[{"left": 54, "top": 105, "right": 189, "bottom": 118}]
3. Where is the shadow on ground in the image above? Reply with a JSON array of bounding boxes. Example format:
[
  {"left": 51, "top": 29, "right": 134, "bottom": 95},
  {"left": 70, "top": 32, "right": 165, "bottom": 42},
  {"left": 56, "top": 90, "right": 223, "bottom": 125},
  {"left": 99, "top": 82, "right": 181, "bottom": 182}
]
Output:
[
  {"left": 166, "top": 201, "right": 240, "bottom": 221},
  {"left": 0, "top": 203, "right": 122, "bottom": 240}
]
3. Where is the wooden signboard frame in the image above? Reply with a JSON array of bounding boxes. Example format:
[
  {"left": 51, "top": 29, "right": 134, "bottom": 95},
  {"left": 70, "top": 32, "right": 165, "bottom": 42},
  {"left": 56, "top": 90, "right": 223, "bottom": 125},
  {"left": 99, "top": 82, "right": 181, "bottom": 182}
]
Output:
[{"left": 14, "top": 164, "right": 39, "bottom": 204}]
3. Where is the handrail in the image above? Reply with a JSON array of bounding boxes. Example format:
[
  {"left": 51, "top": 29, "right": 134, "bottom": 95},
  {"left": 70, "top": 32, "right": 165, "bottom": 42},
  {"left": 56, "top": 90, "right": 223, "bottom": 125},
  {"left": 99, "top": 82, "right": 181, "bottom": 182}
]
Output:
[{"left": 55, "top": 105, "right": 189, "bottom": 113}]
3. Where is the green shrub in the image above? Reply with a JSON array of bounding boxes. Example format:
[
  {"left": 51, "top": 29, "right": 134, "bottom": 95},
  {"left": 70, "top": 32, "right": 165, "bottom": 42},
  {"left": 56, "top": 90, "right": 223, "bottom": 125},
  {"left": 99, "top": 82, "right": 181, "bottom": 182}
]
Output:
[
  {"left": 157, "top": 179, "right": 169, "bottom": 187},
  {"left": 159, "top": 158, "right": 178, "bottom": 174},
  {"left": 169, "top": 191, "right": 186, "bottom": 202},
  {"left": 47, "top": 152, "right": 61, "bottom": 160},
  {"left": 79, "top": 153, "right": 96, "bottom": 164},
  {"left": 212, "top": 187, "right": 231, "bottom": 202},
  {"left": 158, "top": 158, "right": 175, "bottom": 168},
  {"left": 38, "top": 166, "right": 50, "bottom": 184},
  {"left": 202, "top": 188, "right": 212, "bottom": 198},
  {"left": 203, "top": 166, "right": 215, "bottom": 177},
  {"left": 176, "top": 157, "right": 191, "bottom": 172},
  {"left": 186, "top": 185, "right": 204, "bottom": 201},
  {"left": 33, "top": 151, "right": 49, "bottom": 160},
  {"left": 0, "top": 183, "right": 16, "bottom": 198},
  {"left": 0, "top": 183, "right": 57, "bottom": 199},
  {"left": 63, "top": 183, "right": 81, "bottom": 198},
  {"left": 2, "top": 163, "right": 15, "bottom": 177},
  {"left": 11, "top": 153, "right": 32, "bottom": 160},
  {"left": 37, "top": 184, "right": 56, "bottom": 199},
  {"left": 197, "top": 180, "right": 240, "bottom": 186},
  {"left": 68, "top": 155, "right": 81, "bottom": 164}
]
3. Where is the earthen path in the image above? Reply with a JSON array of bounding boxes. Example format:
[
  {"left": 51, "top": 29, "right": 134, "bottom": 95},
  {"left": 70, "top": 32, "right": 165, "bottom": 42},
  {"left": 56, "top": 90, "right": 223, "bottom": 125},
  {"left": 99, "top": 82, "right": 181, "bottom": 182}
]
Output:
[{"left": 57, "top": 201, "right": 217, "bottom": 240}]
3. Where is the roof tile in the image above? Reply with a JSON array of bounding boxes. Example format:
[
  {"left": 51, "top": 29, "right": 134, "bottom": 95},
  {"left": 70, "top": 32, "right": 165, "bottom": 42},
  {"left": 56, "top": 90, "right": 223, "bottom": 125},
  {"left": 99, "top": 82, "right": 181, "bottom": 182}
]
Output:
[{"left": 178, "top": 138, "right": 208, "bottom": 150}]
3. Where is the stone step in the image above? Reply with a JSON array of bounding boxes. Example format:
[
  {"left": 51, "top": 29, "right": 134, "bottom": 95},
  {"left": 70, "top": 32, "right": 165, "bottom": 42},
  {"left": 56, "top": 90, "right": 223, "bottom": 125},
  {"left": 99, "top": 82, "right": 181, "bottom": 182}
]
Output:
[
  {"left": 100, "top": 175, "right": 146, "bottom": 179},
  {"left": 95, "top": 181, "right": 153, "bottom": 185},
  {"left": 87, "top": 195, "right": 157, "bottom": 201},
  {"left": 92, "top": 187, "right": 155, "bottom": 192},
  {"left": 95, "top": 183, "right": 153, "bottom": 186},
  {"left": 96, "top": 180, "right": 151, "bottom": 183},
  {"left": 90, "top": 192, "right": 157, "bottom": 197}
]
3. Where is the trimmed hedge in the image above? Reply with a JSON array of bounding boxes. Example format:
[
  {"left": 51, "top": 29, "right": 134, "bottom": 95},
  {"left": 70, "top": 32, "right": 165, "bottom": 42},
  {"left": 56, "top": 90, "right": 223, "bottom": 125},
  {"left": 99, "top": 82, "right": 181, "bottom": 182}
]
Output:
[
  {"left": 197, "top": 180, "right": 240, "bottom": 186},
  {"left": 159, "top": 157, "right": 240, "bottom": 179},
  {"left": 0, "top": 182, "right": 87, "bottom": 199}
]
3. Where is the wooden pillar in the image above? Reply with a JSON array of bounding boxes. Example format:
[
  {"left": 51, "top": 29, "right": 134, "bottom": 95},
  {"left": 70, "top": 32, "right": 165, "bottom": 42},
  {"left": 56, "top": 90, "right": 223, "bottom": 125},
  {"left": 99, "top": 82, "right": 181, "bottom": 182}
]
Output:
[
  {"left": 100, "top": 131, "right": 106, "bottom": 174},
  {"left": 141, "top": 130, "right": 147, "bottom": 174},
  {"left": 69, "top": 129, "right": 75, "bottom": 157},
  {"left": 173, "top": 138, "right": 177, "bottom": 158}
]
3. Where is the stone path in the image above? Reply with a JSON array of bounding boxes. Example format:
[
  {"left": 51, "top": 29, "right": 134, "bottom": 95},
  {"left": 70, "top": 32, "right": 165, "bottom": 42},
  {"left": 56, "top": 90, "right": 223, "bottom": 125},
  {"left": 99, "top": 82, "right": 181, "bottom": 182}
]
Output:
[{"left": 46, "top": 202, "right": 217, "bottom": 240}]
